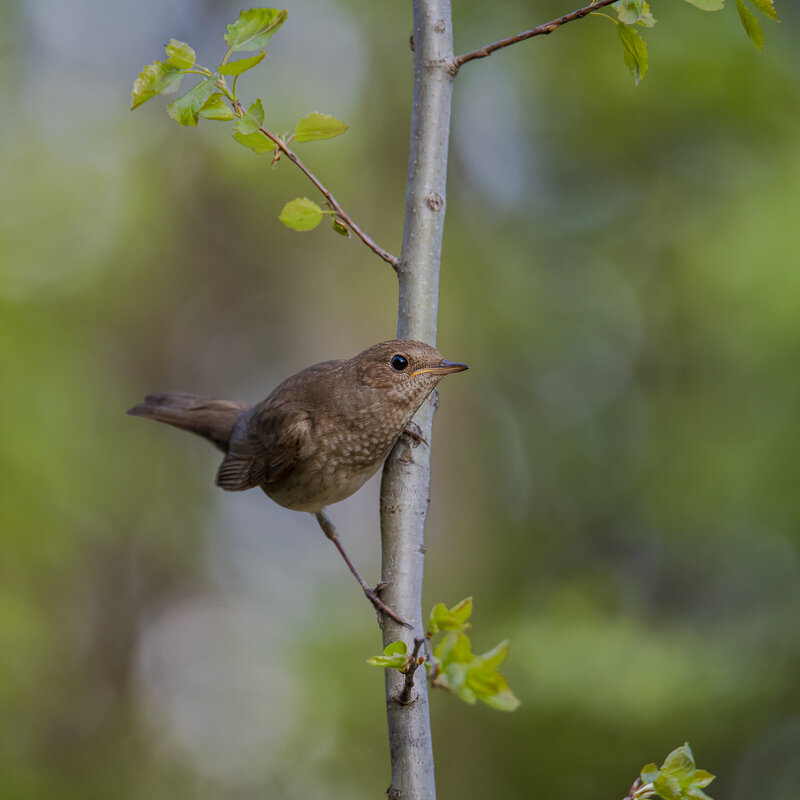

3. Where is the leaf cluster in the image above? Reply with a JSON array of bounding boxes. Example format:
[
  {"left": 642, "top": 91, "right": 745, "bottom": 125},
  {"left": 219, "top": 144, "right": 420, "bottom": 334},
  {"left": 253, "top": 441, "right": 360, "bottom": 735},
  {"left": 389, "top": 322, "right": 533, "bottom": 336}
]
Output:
[
  {"left": 130, "top": 8, "right": 350, "bottom": 235},
  {"left": 630, "top": 744, "right": 715, "bottom": 800},
  {"left": 597, "top": 0, "right": 779, "bottom": 86},
  {"left": 368, "top": 598, "right": 520, "bottom": 712}
]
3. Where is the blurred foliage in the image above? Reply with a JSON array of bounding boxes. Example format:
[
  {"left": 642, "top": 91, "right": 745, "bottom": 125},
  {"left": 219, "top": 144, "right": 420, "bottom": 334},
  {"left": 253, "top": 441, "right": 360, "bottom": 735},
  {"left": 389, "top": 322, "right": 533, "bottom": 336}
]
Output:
[{"left": 2, "top": 1, "right": 800, "bottom": 799}]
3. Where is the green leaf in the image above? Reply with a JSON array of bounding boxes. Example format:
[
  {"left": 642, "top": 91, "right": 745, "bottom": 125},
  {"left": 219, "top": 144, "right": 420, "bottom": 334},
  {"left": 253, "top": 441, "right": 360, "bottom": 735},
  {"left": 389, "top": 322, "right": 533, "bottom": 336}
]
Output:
[
  {"left": 233, "top": 130, "right": 275, "bottom": 153},
  {"left": 685, "top": 788, "right": 713, "bottom": 800},
  {"left": 691, "top": 770, "right": 715, "bottom": 789},
  {"left": 165, "top": 39, "right": 195, "bottom": 70},
  {"left": 429, "top": 597, "right": 473, "bottom": 635},
  {"left": 748, "top": 0, "right": 777, "bottom": 18},
  {"left": 434, "top": 631, "right": 473, "bottom": 667},
  {"left": 465, "top": 641, "right": 520, "bottom": 711},
  {"left": 639, "top": 745, "right": 714, "bottom": 800},
  {"left": 367, "top": 640, "right": 408, "bottom": 669},
  {"left": 224, "top": 8, "right": 288, "bottom": 51},
  {"left": 641, "top": 763, "right": 660, "bottom": 784},
  {"left": 478, "top": 684, "right": 520, "bottom": 712},
  {"left": 295, "top": 112, "right": 350, "bottom": 143},
  {"left": 637, "top": 3, "right": 657, "bottom": 27},
  {"left": 617, "top": 22, "right": 648, "bottom": 84},
  {"left": 279, "top": 197, "right": 325, "bottom": 232},
  {"left": 131, "top": 60, "right": 183, "bottom": 109},
  {"left": 441, "top": 662, "right": 474, "bottom": 701},
  {"left": 736, "top": 0, "right": 765, "bottom": 50},
  {"left": 682, "top": 0, "right": 726, "bottom": 9},
  {"left": 660, "top": 744, "right": 696, "bottom": 783},
  {"left": 166, "top": 78, "right": 216, "bottom": 126},
  {"left": 237, "top": 99, "right": 265, "bottom": 135},
  {"left": 617, "top": 0, "right": 644, "bottom": 25},
  {"left": 198, "top": 93, "right": 235, "bottom": 121},
  {"left": 653, "top": 774, "right": 683, "bottom": 800},
  {"left": 218, "top": 52, "right": 267, "bottom": 76},
  {"left": 332, "top": 218, "right": 350, "bottom": 237},
  {"left": 471, "top": 639, "right": 510, "bottom": 671}
]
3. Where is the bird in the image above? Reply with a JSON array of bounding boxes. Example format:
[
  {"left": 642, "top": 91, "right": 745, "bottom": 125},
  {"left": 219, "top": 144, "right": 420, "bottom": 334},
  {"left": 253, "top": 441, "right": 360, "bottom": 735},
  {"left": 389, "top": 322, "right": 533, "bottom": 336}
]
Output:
[{"left": 127, "top": 339, "right": 469, "bottom": 626}]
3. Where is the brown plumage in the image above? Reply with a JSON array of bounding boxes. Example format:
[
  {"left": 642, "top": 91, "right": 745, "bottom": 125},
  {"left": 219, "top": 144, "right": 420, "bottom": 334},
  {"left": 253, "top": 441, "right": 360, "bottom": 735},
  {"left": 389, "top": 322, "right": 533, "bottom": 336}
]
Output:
[{"left": 127, "top": 339, "right": 469, "bottom": 627}]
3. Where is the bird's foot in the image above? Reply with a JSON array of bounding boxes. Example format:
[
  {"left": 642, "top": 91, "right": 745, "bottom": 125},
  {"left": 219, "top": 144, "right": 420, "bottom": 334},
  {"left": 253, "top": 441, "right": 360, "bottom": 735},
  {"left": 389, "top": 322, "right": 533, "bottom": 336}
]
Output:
[
  {"left": 402, "top": 422, "right": 428, "bottom": 447},
  {"left": 363, "top": 584, "right": 412, "bottom": 629}
]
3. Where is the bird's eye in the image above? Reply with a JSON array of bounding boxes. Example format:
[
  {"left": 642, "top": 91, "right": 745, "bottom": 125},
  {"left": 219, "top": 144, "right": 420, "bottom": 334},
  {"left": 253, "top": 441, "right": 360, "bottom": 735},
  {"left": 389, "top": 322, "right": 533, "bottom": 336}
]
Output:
[{"left": 391, "top": 354, "right": 409, "bottom": 371}]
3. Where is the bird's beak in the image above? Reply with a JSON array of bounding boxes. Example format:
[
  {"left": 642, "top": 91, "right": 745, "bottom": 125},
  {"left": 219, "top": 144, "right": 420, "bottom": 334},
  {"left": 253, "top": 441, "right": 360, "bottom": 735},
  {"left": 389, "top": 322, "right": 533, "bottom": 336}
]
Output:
[{"left": 409, "top": 359, "right": 470, "bottom": 378}]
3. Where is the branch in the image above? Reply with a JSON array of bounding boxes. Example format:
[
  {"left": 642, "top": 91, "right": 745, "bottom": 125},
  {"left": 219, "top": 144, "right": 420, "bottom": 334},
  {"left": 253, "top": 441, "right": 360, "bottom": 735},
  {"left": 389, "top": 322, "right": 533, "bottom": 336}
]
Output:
[
  {"left": 231, "top": 99, "right": 399, "bottom": 269},
  {"left": 451, "top": 0, "right": 618, "bottom": 71},
  {"left": 379, "top": 0, "right": 455, "bottom": 797},
  {"left": 398, "top": 638, "right": 426, "bottom": 705}
]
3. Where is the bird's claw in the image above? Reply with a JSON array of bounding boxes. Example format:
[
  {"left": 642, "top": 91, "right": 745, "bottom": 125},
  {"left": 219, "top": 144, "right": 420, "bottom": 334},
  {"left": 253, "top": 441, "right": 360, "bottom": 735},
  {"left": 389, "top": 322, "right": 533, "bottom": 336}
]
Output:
[
  {"left": 402, "top": 423, "right": 428, "bottom": 447},
  {"left": 364, "top": 586, "right": 412, "bottom": 629}
]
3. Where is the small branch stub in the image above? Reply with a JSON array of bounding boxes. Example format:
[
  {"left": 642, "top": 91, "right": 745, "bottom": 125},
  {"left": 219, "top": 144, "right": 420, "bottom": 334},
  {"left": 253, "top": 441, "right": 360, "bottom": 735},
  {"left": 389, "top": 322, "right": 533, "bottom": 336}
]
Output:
[
  {"left": 425, "top": 192, "right": 444, "bottom": 212},
  {"left": 398, "top": 638, "right": 426, "bottom": 705}
]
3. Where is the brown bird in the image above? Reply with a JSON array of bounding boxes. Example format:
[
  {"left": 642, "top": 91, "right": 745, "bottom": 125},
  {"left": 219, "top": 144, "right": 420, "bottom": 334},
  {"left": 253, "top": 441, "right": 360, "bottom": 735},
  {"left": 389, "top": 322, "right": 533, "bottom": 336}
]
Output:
[{"left": 127, "top": 339, "right": 468, "bottom": 626}]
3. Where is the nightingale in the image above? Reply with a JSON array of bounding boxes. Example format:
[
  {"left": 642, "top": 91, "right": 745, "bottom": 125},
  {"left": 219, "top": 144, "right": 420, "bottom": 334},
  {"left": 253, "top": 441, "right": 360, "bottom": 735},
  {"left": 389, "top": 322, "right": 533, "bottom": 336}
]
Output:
[{"left": 127, "top": 339, "right": 468, "bottom": 626}]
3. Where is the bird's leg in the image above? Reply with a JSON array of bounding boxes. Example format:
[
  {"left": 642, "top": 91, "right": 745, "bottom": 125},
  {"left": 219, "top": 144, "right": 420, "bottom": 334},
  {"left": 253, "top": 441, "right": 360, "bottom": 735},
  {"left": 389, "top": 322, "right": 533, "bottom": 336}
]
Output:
[{"left": 313, "top": 511, "right": 412, "bottom": 629}]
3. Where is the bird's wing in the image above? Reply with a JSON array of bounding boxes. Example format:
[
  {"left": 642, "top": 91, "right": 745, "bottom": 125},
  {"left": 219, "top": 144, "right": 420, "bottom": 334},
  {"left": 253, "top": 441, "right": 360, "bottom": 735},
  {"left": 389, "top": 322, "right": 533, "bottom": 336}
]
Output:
[{"left": 215, "top": 404, "right": 311, "bottom": 492}]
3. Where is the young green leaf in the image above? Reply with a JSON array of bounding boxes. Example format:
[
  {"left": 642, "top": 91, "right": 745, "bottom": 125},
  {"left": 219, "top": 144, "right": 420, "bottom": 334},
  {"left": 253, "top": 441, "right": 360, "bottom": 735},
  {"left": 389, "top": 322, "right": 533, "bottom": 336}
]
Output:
[
  {"left": 237, "top": 99, "right": 265, "bottom": 135},
  {"left": 295, "top": 112, "right": 350, "bottom": 143},
  {"left": 469, "top": 670, "right": 520, "bottom": 711},
  {"left": 735, "top": 0, "right": 765, "bottom": 49},
  {"left": 470, "top": 639, "right": 510, "bottom": 672},
  {"left": 434, "top": 631, "right": 473, "bottom": 668},
  {"left": 636, "top": 745, "right": 714, "bottom": 800},
  {"left": 653, "top": 773, "right": 683, "bottom": 800},
  {"left": 199, "top": 93, "right": 235, "bottom": 121},
  {"left": 233, "top": 130, "right": 275, "bottom": 153},
  {"left": 367, "top": 640, "right": 408, "bottom": 669},
  {"left": 691, "top": 771, "right": 715, "bottom": 790},
  {"left": 464, "top": 640, "right": 520, "bottom": 711},
  {"left": 682, "top": 0, "right": 726, "bottom": 10},
  {"left": 617, "top": 22, "right": 648, "bottom": 84},
  {"left": 748, "top": 0, "right": 777, "bottom": 18},
  {"left": 166, "top": 78, "right": 216, "bottom": 126},
  {"left": 218, "top": 52, "right": 267, "bottom": 76},
  {"left": 652, "top": 744, "right": 716, "bottom": 800},
  {"left": 641, "top": 763, "right": 660, "bottom": 784},
  {"left": 429, "top": 597, "right": 473, "bottom": 635},
  {"left": 445, "top": 664, "right": 476, "bottom": 703},
  {"left": 332, "top": 218, "right": 350, "bottom": 237},
  {"left": 224, "top": 8, "right": 288, "bottom": 52},
  {"left": 279, "top": 197, "right": 325, "bottom": 231},
  {"left": 131, "top": 60, "right": 183, "bottom": 109},
  {"left": 617, "top": 0, "right": 645, "bottom": 25},
  {"left": 165, "top": 39, "right": 196, "bottom": 70},
  {"left": 659, "top": 743, "right": 696, "bottom": 784},
  {"left": 637, "top": 3, "right": 657, "bottom": 27}
]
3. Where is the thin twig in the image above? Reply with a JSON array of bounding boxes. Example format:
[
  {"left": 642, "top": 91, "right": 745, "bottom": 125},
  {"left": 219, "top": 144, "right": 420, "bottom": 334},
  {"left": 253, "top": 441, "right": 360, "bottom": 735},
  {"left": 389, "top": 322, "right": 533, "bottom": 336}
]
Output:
[
  {"left": 398, "top": 638, "right": 426, "bottom": 705},
  {"left": 451, "top": 0, "right": 618, "bottom": 71},
  {"left": 232, "top": 100, "right": 399, "bottom": 270}
]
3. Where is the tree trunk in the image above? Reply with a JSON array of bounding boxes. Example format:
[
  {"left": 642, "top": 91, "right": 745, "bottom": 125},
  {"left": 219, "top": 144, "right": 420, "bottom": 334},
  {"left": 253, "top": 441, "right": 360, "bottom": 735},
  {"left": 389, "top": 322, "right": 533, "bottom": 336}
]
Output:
[{"left": 379, "top": 1, "right": 454, "bottom": 798}]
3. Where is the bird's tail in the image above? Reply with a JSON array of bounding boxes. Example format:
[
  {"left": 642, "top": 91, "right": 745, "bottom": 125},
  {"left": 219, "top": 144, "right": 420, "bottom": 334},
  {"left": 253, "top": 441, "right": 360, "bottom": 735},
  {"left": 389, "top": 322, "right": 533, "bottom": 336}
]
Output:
[{"left": 127, "top": 392, "right": 250, "bottom": 452}]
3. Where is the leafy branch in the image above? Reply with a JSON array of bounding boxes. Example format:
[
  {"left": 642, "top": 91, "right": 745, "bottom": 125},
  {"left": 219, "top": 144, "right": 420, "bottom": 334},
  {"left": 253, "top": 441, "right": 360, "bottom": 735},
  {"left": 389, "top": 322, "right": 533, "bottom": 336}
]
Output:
[
  {"left": 368, "top": 597, "right": 520, "bottom": 712},
  {"left": 130, "top": 8, "right": 398, "bottom": 269},
  {"left": 452, "top": 0, "right": 779, "bottom": 85},
  {"left": 625, "top": 744, "right": 715, "bottom": 800}
]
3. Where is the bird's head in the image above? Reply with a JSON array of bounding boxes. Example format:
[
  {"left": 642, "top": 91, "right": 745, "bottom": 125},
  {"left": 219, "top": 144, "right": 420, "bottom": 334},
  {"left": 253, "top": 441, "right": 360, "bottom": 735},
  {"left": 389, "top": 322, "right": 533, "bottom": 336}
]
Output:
[{"left": 351, "top": 339, "right": 469, "bottom": 401}]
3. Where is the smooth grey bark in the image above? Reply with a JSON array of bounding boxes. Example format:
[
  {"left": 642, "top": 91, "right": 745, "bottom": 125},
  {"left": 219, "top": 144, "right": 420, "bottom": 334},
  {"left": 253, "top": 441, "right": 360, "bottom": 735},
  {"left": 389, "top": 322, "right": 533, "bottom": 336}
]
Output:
[{"left": 379, "top": 1, "right": 454, "bottom": 799}]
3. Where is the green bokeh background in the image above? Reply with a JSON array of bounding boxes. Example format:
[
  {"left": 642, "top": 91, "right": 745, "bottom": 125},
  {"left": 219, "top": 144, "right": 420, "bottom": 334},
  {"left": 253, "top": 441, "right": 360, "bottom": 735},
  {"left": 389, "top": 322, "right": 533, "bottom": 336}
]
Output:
[{"left": 2, "top": 1, "right": 799, "bottom": 798}]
